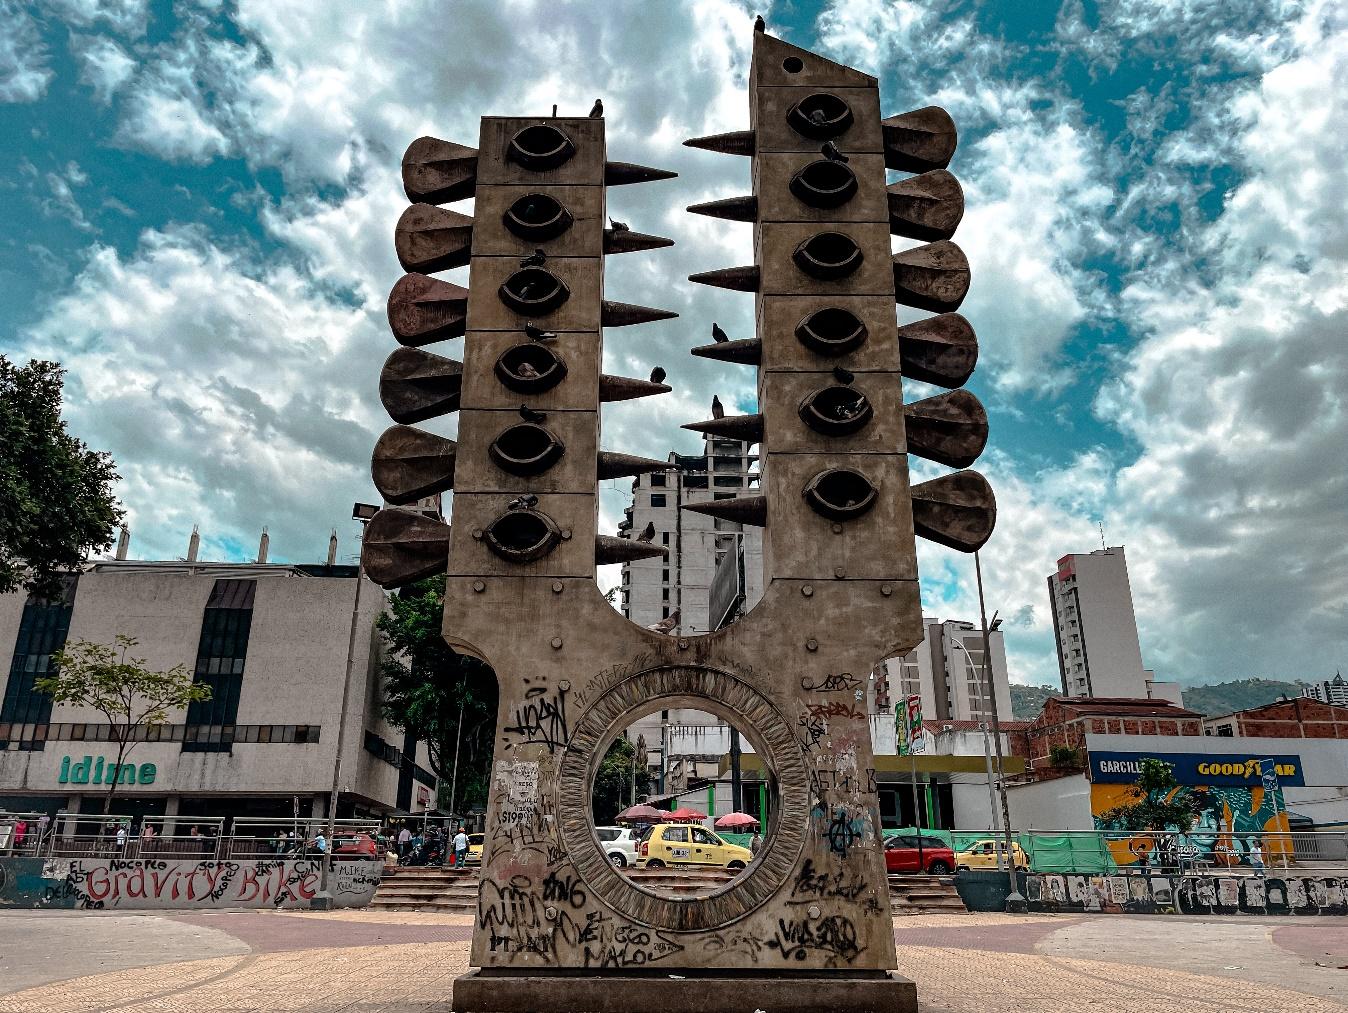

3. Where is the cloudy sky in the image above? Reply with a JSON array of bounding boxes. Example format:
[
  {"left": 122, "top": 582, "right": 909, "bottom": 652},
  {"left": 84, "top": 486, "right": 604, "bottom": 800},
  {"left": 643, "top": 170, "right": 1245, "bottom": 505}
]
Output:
[{"left": 1, "top": 0, "right": 1344, "bottom": 689}]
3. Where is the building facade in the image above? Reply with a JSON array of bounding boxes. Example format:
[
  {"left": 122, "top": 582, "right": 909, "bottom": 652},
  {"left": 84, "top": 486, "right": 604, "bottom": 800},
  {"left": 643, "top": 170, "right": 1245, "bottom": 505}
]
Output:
[
  {"left": 878, "top": 618, "right": 1012, "bottom": 725},
  {"left": 0, "top": 560, "right": 433, "bottom": 822},
  {"left": 1305, "top": 674, "right": 1348, "bottom": 706},
  {"left": 1204, "top": 698, "right": 1348, "bottom": 738},
  {"left": 1022, "top": 696, "right": 1203, "bottom": 772}
]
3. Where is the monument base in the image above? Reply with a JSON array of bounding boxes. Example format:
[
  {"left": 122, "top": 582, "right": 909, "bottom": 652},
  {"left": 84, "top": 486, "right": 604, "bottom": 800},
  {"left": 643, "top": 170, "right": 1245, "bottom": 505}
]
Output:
[{"left": 452, "top": 968, "right": 918, "bottom": 1012}]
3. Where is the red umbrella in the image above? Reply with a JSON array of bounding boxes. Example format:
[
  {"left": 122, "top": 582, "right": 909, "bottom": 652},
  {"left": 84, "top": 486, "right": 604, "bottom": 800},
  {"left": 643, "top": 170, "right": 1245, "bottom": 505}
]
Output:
[
  {"left": 666, "top": 806, "right": 707, "bottom": 823},
  {"left": 714, "top": 812, "right": 759, "bottom": 830},
  {"left": 615, "top": 804, "right": 667, "bottom": 824}
]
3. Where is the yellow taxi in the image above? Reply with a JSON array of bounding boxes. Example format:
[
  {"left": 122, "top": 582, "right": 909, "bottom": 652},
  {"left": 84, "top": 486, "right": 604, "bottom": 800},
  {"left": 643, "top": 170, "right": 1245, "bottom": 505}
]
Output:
[
  {"left": 465, "top": 833, "right": 484, "bottom": 865},
  {"left": 636, "top": 823, "right": 753, "bottom": 870},
  {"left": 955, "top": 838, "right": 1029, "bottom": 871}
]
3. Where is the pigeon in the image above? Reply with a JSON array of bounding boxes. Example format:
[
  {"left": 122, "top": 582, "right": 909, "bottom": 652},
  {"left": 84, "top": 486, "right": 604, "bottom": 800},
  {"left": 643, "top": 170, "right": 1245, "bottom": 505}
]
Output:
[
  {"left": 506, "top": 494, "right": 538, "bottom": 511},
  {"left": 821, "top": 141, "right": 849, "bottom": 163},
  {"left": 525, "top": 323, "right": 557, "bottom": 342},
  {"left": 712, "top": 322, "right": 729, "bottom": 343},
  {"left": 516, "top": 361, "right": 541, "bottom": 380},
  {"left": 520, "top": 404, "right": 547, "bottom": 423},
  {"left": 520, "top": 248, "right": 547, "bottom": 267},
  {"left": 832, "top": 366, "right": 855, "bottom": 385},
  {"left": 650, "top": 366, "right": 667, "bottom": 384},
  {"left": 808, "top": 108, "right": 828, "bottom": 127},
  {"left": 636, "top": 521, "right": 656, "bottom": 543},
  {"left": 711, "top": 395, "right": 725, "bottom": 419},
  {"left": 754, "top": 14, "right": 765, "bottom": 32},
  {"left": 650, "top": 607, "right": 681, "bottom": 634},
  {"left": 609, "top": 217, "right": 630, "bottom": 233},
  {"left": 589, "top": 99, "right": 603, "bottom": 118}
]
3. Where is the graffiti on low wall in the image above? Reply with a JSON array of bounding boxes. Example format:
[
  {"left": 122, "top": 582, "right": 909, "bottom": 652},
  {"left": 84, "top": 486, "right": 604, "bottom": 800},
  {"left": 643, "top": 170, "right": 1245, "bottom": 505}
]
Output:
[
  {"left": 1025, "top": 873, "right": 1348, "bottom": 915},
  {"left": 0, "top": 857, "right": 380, "bottom": 910}
]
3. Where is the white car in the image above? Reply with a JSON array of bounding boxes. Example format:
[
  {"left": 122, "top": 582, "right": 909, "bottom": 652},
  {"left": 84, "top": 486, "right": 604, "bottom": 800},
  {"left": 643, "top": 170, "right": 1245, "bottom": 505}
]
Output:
[{"left": 595, "top": 826, "right": 640, "bottom": 867}]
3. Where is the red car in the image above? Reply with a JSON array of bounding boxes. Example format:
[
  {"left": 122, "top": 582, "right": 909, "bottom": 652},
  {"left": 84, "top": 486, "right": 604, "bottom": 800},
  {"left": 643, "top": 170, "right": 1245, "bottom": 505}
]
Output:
[
  {"left": 884, "top": 834, "right": 954, "bottom": 874},
  {"left": 332, "top": 833, "right": 379, "bottom": 857}
]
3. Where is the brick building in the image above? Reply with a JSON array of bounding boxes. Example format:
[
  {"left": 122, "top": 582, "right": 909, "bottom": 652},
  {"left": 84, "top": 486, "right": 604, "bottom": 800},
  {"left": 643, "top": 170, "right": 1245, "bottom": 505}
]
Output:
[
  {"left": 1204, "top": 698, "right": 1348, "bottom": 739},
  {"left": 1024, "top": 696, "right": 1203, "bottom": 772}
]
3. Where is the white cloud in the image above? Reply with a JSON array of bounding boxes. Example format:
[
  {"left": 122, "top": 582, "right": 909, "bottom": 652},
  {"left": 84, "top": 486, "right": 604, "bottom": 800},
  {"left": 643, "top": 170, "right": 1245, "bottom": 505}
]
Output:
[
  {"left": 73, "top": 35, "right": 138, "bottom": 103},
  {"left": 48, "top": 0, "right": 150, "bottom": 36},
  {"left": 0, "top": 3, "right": 54, "bottom": 103}
]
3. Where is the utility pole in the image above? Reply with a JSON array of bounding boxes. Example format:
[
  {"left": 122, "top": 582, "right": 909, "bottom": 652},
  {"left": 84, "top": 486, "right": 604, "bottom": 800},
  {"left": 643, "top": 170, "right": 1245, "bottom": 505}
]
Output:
[{"left": 448, "top": 694, "right": 465, "bottom": 819}]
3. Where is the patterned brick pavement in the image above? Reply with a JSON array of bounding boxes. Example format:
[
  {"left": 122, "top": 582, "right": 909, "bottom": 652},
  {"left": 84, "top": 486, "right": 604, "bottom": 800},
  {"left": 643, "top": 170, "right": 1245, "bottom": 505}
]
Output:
[{"left": 0, "top": 911, "right": 1342, "bottom": 1012}]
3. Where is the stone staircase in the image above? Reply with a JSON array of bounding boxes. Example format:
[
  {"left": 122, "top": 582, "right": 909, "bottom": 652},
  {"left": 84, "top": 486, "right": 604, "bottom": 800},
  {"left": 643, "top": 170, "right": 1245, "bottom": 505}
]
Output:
[
  {"left": 888, "top": 874, "right": 968, "bottom": 915},
  {"left": 369, "top": 865, "right": 480, "bottom": 912},
  {"left": 621, "top": 866, "right": 741, "bottom": 897}
]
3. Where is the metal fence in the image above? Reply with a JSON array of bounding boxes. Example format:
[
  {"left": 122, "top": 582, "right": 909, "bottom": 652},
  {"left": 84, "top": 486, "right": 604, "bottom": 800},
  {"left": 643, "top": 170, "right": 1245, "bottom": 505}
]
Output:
[{"left": 1019, "top": 828, "right": 1348, "bottom": 876}]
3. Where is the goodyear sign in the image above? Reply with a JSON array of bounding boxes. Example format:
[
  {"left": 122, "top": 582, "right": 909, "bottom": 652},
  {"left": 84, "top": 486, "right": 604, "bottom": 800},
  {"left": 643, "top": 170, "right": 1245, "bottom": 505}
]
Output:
[{"left": 1089, "top": 751, "right": 1304, "bottom": 787}]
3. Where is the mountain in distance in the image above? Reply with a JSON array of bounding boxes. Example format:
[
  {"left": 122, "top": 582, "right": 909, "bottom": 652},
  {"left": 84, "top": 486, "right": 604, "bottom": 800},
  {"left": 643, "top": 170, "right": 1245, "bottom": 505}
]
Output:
[{"left": 1009, "top": 678, "right": 1308, "bottom": 721}]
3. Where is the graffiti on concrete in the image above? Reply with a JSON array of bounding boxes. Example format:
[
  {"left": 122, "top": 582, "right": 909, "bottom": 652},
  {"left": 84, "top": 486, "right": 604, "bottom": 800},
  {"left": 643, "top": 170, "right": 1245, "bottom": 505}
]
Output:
[{"left": 1025, "top": 873, "right": 1348, "bottom": 915}]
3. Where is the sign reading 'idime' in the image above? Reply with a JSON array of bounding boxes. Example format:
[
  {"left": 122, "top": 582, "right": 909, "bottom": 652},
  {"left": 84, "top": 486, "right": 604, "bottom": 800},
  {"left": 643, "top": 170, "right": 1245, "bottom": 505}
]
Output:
[{"left": 1089, "top": 751, "right": 1305, "bottom": 787}]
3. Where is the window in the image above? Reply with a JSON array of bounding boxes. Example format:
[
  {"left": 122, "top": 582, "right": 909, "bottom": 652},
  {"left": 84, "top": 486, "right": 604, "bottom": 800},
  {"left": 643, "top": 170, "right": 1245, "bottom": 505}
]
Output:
[
  {"left": 183, "top": 579, "right": 256, "bottom": 752},
  {"left": 649, "top": 473, "right": 666, "bottom": 487},
  {"left": 650, "top": 494, "right": 667, "bottom": 507},
  {"left": 662, "top": 568, "right": 669, "bottom": 583},
  {"left": 0, "top": 577, "right": 77, "bottom": 749},
  {"left": 714, "top": 476, "right": 742, "bottom": 487},
  {"left": 714, "top": 492, "right": 735, "bottom": 500},
  {"left": 691, "top": 827, "right": 717, "bottom": 845},
  {"left": 662, "top": 588, "right": 670, "bottom": 602},
  {"left": 661, "top": 532, "right": 670, "bottom": 546},
  {"left": 663, "top": 827, "right": 689, "bottom": 844}
]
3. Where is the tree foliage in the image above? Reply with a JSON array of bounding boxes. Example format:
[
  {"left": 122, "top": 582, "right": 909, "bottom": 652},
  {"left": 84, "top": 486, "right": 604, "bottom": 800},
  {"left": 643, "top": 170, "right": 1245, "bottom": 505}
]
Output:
[
  {"left": 1, "top": 358, "right": 123, "bottom": 597},
  {"left": 1098, "top": 757, "right": 1197, "bottom": 833},
  {"left": 591, "top": 737, "right": 653, "bottom": 826},
  {"left": 39, "top": 636, "right": 210, "bottom": 814},
  {"left": 376, "top": 575, "right": 498, "bottom": 813}
]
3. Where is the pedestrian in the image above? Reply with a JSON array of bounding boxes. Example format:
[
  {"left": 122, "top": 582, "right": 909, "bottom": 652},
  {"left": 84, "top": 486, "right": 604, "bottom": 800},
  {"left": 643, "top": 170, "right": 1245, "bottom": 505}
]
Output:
[
  {"left": 1130, "top": 838, "right": 1151, "bottom": 872},
  {"left": 1249, "top": 839, "right": 1266, "bottom": 878},
  {"left": 115, "top": 822, "right": 127, "bottom": 853},
  {"left": 397, "top": 823, "right": 412, "bottom": 862},
  {"left": 749, "top": 830, "right": 762, "bottom": 856},
  {"left": 13, "top": 819, "right": 27, "bottom": 852},
  {"left": 311, "top": 831, "right": 328, "bottom": 856},
  {"left": 453, "top": 827, "right": 469, "bottom": 869}
]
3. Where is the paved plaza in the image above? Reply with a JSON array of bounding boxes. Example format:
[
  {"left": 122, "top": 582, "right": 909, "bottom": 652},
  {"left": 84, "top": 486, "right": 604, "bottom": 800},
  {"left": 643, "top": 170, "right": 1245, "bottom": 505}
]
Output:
[{"left": 0, "top": 908, "right": 1343, "bottom": 1012}]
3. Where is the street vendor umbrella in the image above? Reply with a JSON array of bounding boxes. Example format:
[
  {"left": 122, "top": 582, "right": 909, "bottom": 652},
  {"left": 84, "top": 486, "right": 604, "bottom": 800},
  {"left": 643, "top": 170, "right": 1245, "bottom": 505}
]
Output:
[
  {"left": 615, "top": 804, "right": 667, "bottom": 824},
  {"left": 714, "top": 812, "right": 759, "bottom": 830},
  {"left": 666, "top": 806, "right": 707, "bottom": 823}
]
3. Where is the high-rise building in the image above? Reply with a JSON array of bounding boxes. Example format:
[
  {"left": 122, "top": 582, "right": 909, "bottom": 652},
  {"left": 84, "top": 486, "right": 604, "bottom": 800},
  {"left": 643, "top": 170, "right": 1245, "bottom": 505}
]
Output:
[
  {"left": 1305, "top": 674, "right": 1348, "bottom": 706},
  {"left": 878, "top": 618, "right": 1012, "bottom": 724}
]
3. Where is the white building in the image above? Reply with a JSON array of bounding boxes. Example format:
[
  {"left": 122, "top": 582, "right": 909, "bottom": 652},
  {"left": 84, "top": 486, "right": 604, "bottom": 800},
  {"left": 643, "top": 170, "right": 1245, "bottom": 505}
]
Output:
[
  {"left": 1306, "top": 674, "right": 1348, "bottom": 706},
  {"left": 878, "top": 618, "right": 1012, "bottom": 724},
  {"left": 1047, "top": 546, "right": 1182, "bottom": 704}
]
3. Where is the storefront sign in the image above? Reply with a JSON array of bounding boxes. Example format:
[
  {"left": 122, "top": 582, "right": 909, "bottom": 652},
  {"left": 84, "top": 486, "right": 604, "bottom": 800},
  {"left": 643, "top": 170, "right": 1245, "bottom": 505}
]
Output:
[
  {"left": 1089, "top": 751, "right": 1304, "bottom": 787},
  {"left": 57, "top": 755, "right": 157, "bottom": 786}
]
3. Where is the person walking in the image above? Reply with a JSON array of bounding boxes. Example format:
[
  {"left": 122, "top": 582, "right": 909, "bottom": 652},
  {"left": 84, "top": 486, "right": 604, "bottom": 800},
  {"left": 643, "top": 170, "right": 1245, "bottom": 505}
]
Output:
[
  {"left": 1249, "top": 839, "right": 1266, "bottom": 878},
  {"left": 749, "top": 830, "right": 762, "bottom": 857},
  {"left": 115, "top": 822, "right": 127, "bottom": 853},
  {"left": 453, "top": 827, "right": 469, "bottom": 869},
  {"left": 397, "top": 824, "right": 412, "bottom": 863}
]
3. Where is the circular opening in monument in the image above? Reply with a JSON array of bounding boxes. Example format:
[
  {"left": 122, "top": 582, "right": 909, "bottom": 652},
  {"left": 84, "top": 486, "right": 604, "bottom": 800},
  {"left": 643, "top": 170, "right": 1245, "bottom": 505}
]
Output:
[
  {"left": 488, "top": 422, "right": 565, "bottom": 476},
  {"left": 793, "top": 231, "right": 864, "bottom": 280},
  {"left": 589, "top": 707, "right": 779, "bottom": 899},
  {"left": 795, "top": 307, "right": 868, "bottom": 356},
  {"left": 498, "top": 267, "right": 570, "bottom": 316},
  {"left": 799, "top": 385, "right": 873, "bottom": 436},
  {"left": 483, "top": 508, "right": 560, "bottom": 562},
  {"left": 507, "top": 125, "right": 577, "bottom": 171},
  {"left": 782, "top": 56, "right": 804, "bottom": 73},
  {"left": 502, "top": 193, "right": 573, "bottom": 241},
  {"left": 802, "top": 468, "right": 878, "bottom": 522},
  {"left": 789, "top": 159, "right": 858, "bottom": 209},
  {"left": 787, "top": 92, "right": 854, "bottom": 139},
  {"left": 495, "top": 343, "right": 567, "bottom": 394}
]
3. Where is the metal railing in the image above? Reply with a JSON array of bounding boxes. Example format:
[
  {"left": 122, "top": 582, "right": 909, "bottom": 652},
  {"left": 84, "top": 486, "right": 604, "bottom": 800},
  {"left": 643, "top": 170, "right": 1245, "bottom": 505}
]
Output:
[{"left": 1017, "top": 828, "right": 1348, "bottom": 876}]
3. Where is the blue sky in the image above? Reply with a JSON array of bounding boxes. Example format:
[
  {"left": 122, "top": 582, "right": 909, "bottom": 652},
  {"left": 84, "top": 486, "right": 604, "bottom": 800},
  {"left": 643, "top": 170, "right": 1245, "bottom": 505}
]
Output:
[{"left": 2, "top": 0, "right": 1345, "bottom": 689}]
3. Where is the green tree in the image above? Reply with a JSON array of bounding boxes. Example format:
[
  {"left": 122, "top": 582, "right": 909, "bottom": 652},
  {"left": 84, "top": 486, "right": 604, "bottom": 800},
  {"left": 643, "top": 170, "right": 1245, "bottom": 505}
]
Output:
[
  {"left": 1, "top": 358, "right": 123, "bottom": 597},
  {"left": 377, "top": 575, "right": 498, "bottom": 813},
  {"left": 591, "top": 737, "right": 652, "bottom": 826},
  {"left": 39, "top": 636, "right": 211, "bottom": 814},
  {"left": 1098, "top": 757, "right": 1196, "bottom": 833}
]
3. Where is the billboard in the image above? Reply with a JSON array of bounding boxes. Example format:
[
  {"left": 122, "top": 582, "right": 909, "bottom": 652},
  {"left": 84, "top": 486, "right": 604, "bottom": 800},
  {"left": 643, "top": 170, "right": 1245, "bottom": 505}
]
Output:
[{"left": 1088, "top": 751, "right": 1305, "bottom": 787}]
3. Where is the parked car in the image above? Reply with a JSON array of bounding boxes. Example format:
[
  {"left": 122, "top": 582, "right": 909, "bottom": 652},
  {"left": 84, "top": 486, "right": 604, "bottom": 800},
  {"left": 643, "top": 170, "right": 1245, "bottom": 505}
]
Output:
[
  {"left": 465, "top": 833, "right": 484, "bottom": 865},
  {"left": 636, "top": 823, "right": 752, "bottom": 870},
  {"left": 332, "top": 833, "right": 379, "bottom": 858},
  {"left": 883, "top": 834, "right": 955, "bottom": 874},
  {"left": 955, "top": 838, "right": 1028, "bottom": 872},
  {"left": 595, "top": 826, "right": 641, "bottom": 867}
]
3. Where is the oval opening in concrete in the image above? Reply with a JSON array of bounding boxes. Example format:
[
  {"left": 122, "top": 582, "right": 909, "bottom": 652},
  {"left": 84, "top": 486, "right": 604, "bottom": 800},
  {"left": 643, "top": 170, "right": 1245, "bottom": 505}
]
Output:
[
  {"left": 789, "top": 159, "right": 858, "bottom": 209},
  {"left": 503, "top": 193, "right": 574, "bottom": 241},
  {"left": 787, "top": 92, "right": 854, "bottom": 139},
  {"left": 802, "top": 467, "right": 878, "bottom": 521},
  {"left": 498, "top": 267, "right": 570, "bottom": 316},
  {"left": 795, "top": 307, "right": 868, "bottom": 356},
  {"left": 507, "top": 124, "right": 576, "bottom": 171},
  {"left": 793, "top": 232, "right": 864, "bottom": 280},
  {"left": 495, "top": 343, "right": 567, "bottom": 394},
  {"left": 488, "top": 422, "right": 565, "bottom": 476},
  {"left": 799, "top": 385, "right": 873, "bottom": 436}
]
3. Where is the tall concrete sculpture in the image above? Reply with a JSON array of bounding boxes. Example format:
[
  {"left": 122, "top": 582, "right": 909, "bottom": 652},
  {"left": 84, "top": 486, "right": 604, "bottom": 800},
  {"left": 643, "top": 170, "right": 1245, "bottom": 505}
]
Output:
[{"left": 362, "top": 27, "right": 993, "bottom": 1013}]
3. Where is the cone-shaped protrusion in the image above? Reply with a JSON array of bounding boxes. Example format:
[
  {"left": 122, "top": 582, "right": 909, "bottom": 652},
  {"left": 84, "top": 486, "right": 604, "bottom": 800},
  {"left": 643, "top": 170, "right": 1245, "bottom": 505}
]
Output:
[
  {"left": 362, "top": 508, "right": 451, "bottom": 588},
  {"left": 911, "top": 470, "right": 996, "bottom": 553},
  {"left": 599, "top": 374, "right": 672, "bottom": 402},
  {"left": 601, "top": 300, "right": 680, "bottom": 327},
  {"left": 380, "top": 347, "right": 463, "bottom": 424},
  {"left": 892, "top": 241, "right": 970, "bottom": 313},
  {"left": 684, "top": 130, "right": 756, "bottom": 156},
  {"left": 904, "top": 389, "right": 988, "bottom": 469},
  {"left": 604, "top": 229, "right": 675, "bottom": 255},
  {"left": 687, "top": 195, "right": 758, "bottom": 222},
  {"left": 688, "top": 265, "right": 760, "bottom": 293},
  {"left": 372, "top": 425, "right": 457, "bottom": 505},
  {"left": 396, "top": 204, "right": 474, "bottom": 274},
  {"left": 402, "top": 136, "right": 479, "bottom": 204},
  {"left": 597, "top": 452, "right": 678, "bottom": 481},
  {"left": 691, "top": 338, "right": 761, "bottom": 366},
  {"left": 604, "top": 161, "right": 678, "bottom": 186},
  {"left": 898, "top": 313, "right": 978, "bottom": 388},
  {"left": 595, "top": 535, "right": 668, "bottom": 566},
  {"left": 387, "top": 273, "right": 469, "bottom": 345},
  {"left": 887, "top": 170, "right": 964, "bottom": 242},
  {"left": 681, "top": 413, "right": 764, "bottom": 444},
  {"left": 881, "top": 107, "right": 958, "bottom": 174},
  {"left": 681, "top": 495, "right": 767, "bottom": 527}
]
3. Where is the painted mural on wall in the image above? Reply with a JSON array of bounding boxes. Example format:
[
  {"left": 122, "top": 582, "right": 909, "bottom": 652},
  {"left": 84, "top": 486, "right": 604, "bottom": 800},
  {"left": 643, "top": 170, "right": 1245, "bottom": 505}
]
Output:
[
  {"left": 1025, "top": 873, "right": 1347, "bottom": 916},
  {"left": 0, "top": 857, "right": 380, "bottom": 910}
]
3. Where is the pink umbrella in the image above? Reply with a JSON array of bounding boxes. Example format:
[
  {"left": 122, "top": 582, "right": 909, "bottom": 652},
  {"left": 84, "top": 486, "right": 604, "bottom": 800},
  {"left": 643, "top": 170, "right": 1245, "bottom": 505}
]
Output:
[
  {"left": 666, "top": 806, "right": 706, "bottom": 823},
  {"left": 714, "top": 812, "right": 759, "bottom": 830},
  {"left": 615, "top": 804, "right": 667, "bottom": 824}
]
